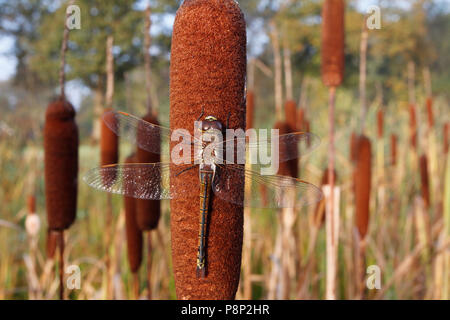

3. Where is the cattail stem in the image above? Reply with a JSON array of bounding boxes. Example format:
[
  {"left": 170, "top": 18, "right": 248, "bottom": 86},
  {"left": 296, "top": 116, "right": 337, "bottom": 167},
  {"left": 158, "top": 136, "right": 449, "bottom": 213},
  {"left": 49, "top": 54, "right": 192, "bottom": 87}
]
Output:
[
  {"left": 57, "top": 230, "right": 65, "bottom": 300},
  {"left": 326, "top": 86, "right": 337, "bottom": 300},
  {"left": 359, "top": 23, "right": 368, "bottom": 132},
  {"left": 283, "top": 40, "right": 293, "bottom": 102},
  {"left": 105, "top": 36, "right": 114, "bottom": 109},
  {"left": 270, "top": 22, "right": 283, "bottom": 121},
  {"left": 144, "top": 4, "right": 153, "bottom": 114},
  {"left": 59, "top": 0, "right": 74, "bottom": 98},
  {"left": 408, "top": 61, "right": 416, "bottom": 105},
  {"left": 147, "top": 232, "right": 152, "bottom": 300},
  {"left": 133, "top": 272, "right": 139, "bottom": 300}
]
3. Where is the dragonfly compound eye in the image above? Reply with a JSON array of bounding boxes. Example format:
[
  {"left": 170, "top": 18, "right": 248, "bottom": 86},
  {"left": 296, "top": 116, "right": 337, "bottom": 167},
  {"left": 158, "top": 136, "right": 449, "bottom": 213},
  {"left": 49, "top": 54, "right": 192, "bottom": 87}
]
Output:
[{"left": 201, "top": 119, "right": 223, "bottom": 133}]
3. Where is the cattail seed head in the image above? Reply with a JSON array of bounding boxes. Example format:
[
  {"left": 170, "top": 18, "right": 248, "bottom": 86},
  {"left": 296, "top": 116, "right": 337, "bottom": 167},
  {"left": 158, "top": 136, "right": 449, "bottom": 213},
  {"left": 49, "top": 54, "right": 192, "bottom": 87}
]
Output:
[
  {"left": 27, "top": 195, "right": 36, "bottom": 214},
  {"left": 419, "top": 154, "right": 430, "bottom": 209},
  {"left": 426, "top": 97, "right": 434, "bottom": 129},
  {"left": 391, "top": 134, "right": 398, "bottom": 166},
  {"left": 101, "top": 108, "right": 119, "bottom": 166},
  {"left": 284, "top": 100, "right": 297, "bottom": 132},
  {"left": 354, "top": 135, "right": 372, "bottom": 239},
  {"left": 321, "top": 0, "right": 345, "bottom": 87},
  {"left": 246, "top": 90, "right": 255, "bottom": 130},
  {"left": 136, "top": 113, "right": 161, "bottom": 231},
  {"left": 409, "top": 104, "right": 418, "bottom": 150},
  {"left": 274, "top": 121, "right": 298, "bottom": 178},
  {"left": 124, "top": 154, "right": 143, "bottom": 273},
  {"left": 44, "top": 98, "right": 78, "bottom": 230},
  {"left": 377, "top": 108, "right": 384, "bottom": 138},
  {"left": 169, "top": 0, "right": 246, "bottom": 299}
]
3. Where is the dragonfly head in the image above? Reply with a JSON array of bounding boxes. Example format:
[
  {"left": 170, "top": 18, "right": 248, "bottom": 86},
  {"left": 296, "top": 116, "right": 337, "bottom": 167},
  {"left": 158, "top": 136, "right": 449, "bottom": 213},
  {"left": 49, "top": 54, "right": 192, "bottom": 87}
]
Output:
[{"left": 200, "top": 116, "right": 223, "bottom": 133}]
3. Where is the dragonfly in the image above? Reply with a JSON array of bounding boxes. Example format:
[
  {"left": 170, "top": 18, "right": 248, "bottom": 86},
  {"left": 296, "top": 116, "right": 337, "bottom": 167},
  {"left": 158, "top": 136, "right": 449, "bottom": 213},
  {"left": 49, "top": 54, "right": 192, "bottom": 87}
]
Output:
[{"left": 84, "top": 110, "right": 323, "bottom": 278}]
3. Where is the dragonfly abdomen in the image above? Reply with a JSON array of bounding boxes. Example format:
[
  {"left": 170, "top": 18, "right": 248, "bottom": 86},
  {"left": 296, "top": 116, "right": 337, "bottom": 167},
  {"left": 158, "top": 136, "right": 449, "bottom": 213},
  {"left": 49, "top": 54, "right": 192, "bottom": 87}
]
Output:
[{"left": 197, "top": 168, "right": 214, "bottom": 278}]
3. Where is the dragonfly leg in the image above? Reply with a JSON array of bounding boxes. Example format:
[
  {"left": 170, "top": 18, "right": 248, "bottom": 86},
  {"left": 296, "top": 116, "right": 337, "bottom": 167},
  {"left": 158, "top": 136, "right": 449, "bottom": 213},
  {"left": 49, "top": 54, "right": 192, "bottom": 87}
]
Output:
[
  {"left": 174, "top": 165, "right": 196, "bottom": 177},
  {"left": 197, "top": 106, "right": 205, "bottom": 121}
]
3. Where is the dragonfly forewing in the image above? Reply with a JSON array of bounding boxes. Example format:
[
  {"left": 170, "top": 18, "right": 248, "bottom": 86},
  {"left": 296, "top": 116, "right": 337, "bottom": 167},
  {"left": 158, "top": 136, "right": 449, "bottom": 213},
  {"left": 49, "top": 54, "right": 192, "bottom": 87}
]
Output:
[{"left": 102, "top": 110, "right": 201, "bottom": 155}]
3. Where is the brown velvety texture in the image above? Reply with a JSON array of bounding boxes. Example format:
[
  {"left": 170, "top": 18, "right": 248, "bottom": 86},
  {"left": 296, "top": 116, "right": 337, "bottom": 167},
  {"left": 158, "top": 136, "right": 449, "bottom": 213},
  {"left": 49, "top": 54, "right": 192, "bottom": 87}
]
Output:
[
  {"left": 419, "top": 154, "right": 430, "bottom": 209},
  {"left": 354, "top": 135, "right": 372, "bottom": 239},
  {"left": 284, "top": 100, "right": 297, "bottom": 131},
  {"left": 321, "top": 0, "right": 345, "bottom": 87},
  {"left": 44, "top": 98, "right": 78, "bottom": 230},
  {"left": 297, "top": 107, "right": 305, "bottom": 132},
  {"left": 274, "top": 121, "right": 298, "bottom": 178},
  {"left": 314, "top": 167, "right": 338, "bottom": 228},
  {"left": 246, "top": 90, "right": 255, "bottom": 130},
  {"left": 124, "top": 154, "right": 143, "bottom": 273},
  {"left": 46, "top": 229, "right": 58, "bottom": 259},
  {"left": 101, "top": 108, "right": 119, "bottom": 166},
  {"left": 409, "top": 104, "right": 418, "bottom": 150},
  {"left": 426, "top": 97, "right": 434, "bottom": 129},
  {"left": 136, "top": 113, "right": 161, "bottom": 231},
  {"left": 169, "top": 0, "right": 246, "bottom": 300},
  {"left": 27, "top": 195, "right": 36, "bottom": 214},
  {"left": 377, "top": 108, "right": 384, "bottom": 138},
  {"left": 391, "top": 134, "right": 398, "bottom": 166},
  {"left": 445, "top": 123, "right": 449, "bottom": 154}
]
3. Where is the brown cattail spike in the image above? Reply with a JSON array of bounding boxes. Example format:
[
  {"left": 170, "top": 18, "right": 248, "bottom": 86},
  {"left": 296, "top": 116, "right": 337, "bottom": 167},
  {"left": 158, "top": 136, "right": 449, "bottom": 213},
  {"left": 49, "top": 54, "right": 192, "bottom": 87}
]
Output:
[
  {"left": 321, "top": 0, "right": 345, "bottom": 87},
  {"left": 409, "top": 104, "right": 418, "bottom": 150},
  {"left": 419, "top": 154, "right": 430, "bottom": 209},
  {"left": 169, "top": 0, "right": 246, "bottom": 300},
  {"left": 246, "top": 90, "right": 255, "bottom": 131},
  {"left": 377, "top": 108, "right": 384, "bottom": 139},
  {"left": 136, "top": 113, "right": 161, "bottom": 231},
  {"left": 391, "top": 134, "right": 398, "bottom": 166},
  {"left": 101, "top": 108, "right": 119, "bottom": 167},
  {"left": 44, "top": 98, "right": 79, "bottom": 230},
  {"left": 124, "top": 154, "right": 143, "bottom": 273},
  {"left": 27, "top": 195, "right": 36, "bottom": 214},
  {"left": 274, "top": 121, "right": 297, "bottom": 178},
  {"left": 354, "top": 135, "right": 372, "bottom": 239}
]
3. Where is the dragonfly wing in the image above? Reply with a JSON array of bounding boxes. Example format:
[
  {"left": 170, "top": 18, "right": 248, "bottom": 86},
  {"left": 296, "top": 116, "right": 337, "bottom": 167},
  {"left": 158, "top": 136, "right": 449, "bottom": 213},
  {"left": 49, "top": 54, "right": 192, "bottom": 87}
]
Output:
[
  {"left": 213, "top": 132, "right": 320, "bottom": 164},
  {"left": 103, "top": 111, "right": 200, "bottom": 154},
  {"left": 213, "top": 164, "right": 323, "bottom": 208},
  {"left": 83, "top": 162, "right": 193, "bottom": 200}
]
